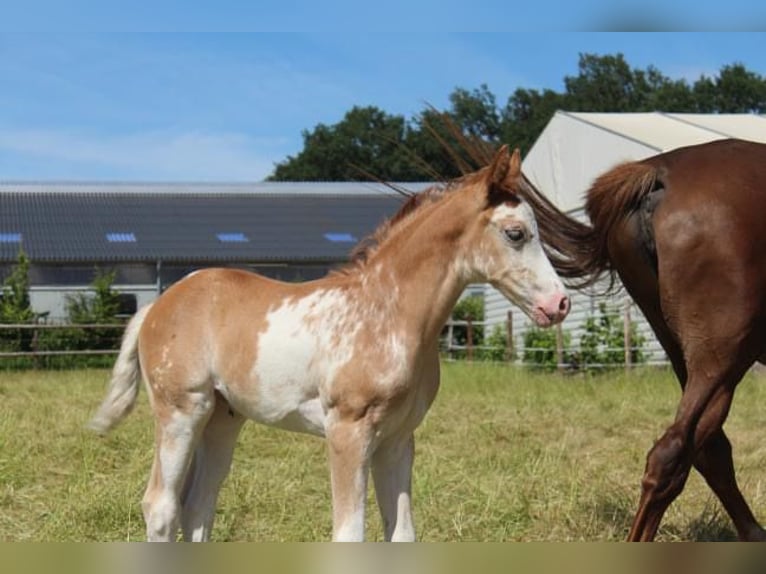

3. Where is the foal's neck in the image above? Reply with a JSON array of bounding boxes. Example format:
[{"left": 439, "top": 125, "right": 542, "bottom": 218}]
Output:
[{"left": 353, "top": 198, "right": 473, "bottom": 345}]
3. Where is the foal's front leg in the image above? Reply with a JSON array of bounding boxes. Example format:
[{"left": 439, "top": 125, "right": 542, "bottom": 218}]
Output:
[
  {"left": 326, "top": 413, "right": 373, "bottom": 541},
  {"left": 372, "top": 432, "right": 416, "bottom": 541}
]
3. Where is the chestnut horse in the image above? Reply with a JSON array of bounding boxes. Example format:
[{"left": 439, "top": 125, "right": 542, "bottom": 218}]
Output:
[
  {"left": 89, "top": 146, "right": 570, "bottom": 542},
  {"left": 530, "top": 138, "right": 766, "bottom": 541}
]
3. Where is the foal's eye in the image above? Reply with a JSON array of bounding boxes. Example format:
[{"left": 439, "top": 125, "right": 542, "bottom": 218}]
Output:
[{"left": 504, "top": 227, "right": 525, "bottom": 244}]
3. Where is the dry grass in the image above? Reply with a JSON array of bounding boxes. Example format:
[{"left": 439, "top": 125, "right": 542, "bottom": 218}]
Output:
[{"left": 1, "top": 364, "right": 765, "bottom": 541}]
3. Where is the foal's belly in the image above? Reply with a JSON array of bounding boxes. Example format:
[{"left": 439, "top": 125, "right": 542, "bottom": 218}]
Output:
[
  {"left": 214, "top": 376, "right": 327, "bottom": 437},
  {"left": 263, "top": 397, "right": 327, "bottom": 437}
]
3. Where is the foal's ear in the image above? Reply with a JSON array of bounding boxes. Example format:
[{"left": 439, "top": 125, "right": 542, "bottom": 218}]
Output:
[
  {"left": 487, "top": 145, "right": 511, "bottom": 186},
  {"left": 485, "top": 145, "right": 523, "bottom": 205},
  {"left": 486, "top": 146, "right": 523, "bottom": 188},
  {"left": 509, "top": 147, "right": 522, "bottom": 178}
]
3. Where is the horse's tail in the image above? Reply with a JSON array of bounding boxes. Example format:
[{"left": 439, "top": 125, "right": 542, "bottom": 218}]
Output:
[
  {"left": 583, "top": 161, "right": 659, "bottom": 285},
  {"left": 88, "top": 303, "right": 153, "bottom": 434},
  {"left": 515, "top": 160, "right": 658, "bottom": 290}
]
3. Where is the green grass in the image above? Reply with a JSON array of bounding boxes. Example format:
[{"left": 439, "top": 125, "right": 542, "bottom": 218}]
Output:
[{"left": 1, "top": 364, "right": 765, "bottom": 541}]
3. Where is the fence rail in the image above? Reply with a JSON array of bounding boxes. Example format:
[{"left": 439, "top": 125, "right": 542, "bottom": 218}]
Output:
[
  {"left": 441, "top": 310, "right": 660, "bottom": 370},
  {"left": 0, "top": 323, "right": 125, "bottom": 366},
  {"left": 0, "top": 317, "right": 660, "bottom": 370}
]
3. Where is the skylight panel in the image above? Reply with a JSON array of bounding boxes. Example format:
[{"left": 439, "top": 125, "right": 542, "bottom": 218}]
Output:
[
  {"left": 106, "top": 232, "right": 136, "bottom": 243},
  {"left": 0, "top": 233, "right": 21, "bottom": 243},
  {"left": 217, "top": 232, "right": 249, "bottom": 243},
  {"left": 324, "top": 232, "right": 357, "bottom": 243}
]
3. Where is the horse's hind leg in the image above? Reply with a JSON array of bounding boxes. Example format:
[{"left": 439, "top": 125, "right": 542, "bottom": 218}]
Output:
[
  {"left": 181, "top": 395, "right": 246, "bottom": 542},
  {"left": 643, "top": 314, "right": 764, "bottom": 540},
  {"left": 142, "top": 391, "right": 214, "bottom": 542},
  {"left": 693, "top": 429, "right": 766, "bottom": 540},
  {"left": 628, "top": 370, "right": 737, "bottom": 541}
]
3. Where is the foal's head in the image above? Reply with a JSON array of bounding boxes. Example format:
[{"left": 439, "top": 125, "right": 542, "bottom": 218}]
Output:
[{"left": 459, "top": 145, "right": 570, "bottom": 327}]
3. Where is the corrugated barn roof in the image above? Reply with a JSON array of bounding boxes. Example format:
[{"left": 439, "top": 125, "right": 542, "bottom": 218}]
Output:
[{"left": 0, "top": 183, "right": 421, "bottom": 263}]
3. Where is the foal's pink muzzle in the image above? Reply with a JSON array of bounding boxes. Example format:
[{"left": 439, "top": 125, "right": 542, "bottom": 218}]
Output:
[{"left": 532, "top": 293, "right": 570, "bottom": 327}]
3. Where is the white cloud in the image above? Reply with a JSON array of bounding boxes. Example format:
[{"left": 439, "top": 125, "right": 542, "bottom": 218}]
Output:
[{"left": 0, "top": 128, "right": 288, "bottom": 181}]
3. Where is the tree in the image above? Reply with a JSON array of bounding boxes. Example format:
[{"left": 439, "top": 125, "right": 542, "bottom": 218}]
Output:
[
  {"left": 268, "top": 106, "right": 424, "bottom": 181},
  {"left": 0, "top": 250, "right": 35, "bottom": 352},
  {"left": 0, "top": 250, "right": 34, "bottom": 324},
  {"left": 63, "top": 269, "right": 123, "bottom": 353},
  {"left": 501, "top": 87, "right": 565, "bottom": 155},
  {"left": 696, "top": 64, "right": 766, "bottom": 113},
  {"left": 266, "top": 53, "right": 766, "bottom": 180}
]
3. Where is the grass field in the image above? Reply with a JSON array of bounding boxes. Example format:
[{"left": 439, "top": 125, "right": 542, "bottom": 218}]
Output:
[{"left": 1, "top": 363, "right": 765, "bottom": 542}]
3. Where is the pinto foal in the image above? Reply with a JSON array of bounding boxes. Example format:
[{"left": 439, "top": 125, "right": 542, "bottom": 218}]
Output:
[{"left": 89, "top": 146, "right": 569, "bottom": 541}]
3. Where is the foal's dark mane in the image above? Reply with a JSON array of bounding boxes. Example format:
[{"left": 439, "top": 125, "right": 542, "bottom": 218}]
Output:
[
  {"left": 334, "top": 169, "right": 486, "bottom": 276},
  {"left": 337, "top": 112, "right": 604, "bottom": 287}
]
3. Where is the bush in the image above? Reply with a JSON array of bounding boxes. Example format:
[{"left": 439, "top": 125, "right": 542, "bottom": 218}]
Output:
[
  {"left": 475, "top": 323, "right": 509, "bottom": 362},
  {"left": 35, "top": 269, "right": 125, "bottom": 369},
  {"left": 579, "top": 302, "right": 646, "bottom": 368},
  {"left": 0, "top": 250, "right": 36, "bottom": 355},
  {"left": 522, "top": 325, "right": 572, "bottom": 370},
  {"left": 450, "top": 295, "right": 485, "bottom": 348}
]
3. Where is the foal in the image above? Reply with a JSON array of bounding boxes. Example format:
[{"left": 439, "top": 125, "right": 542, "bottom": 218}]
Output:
[{"left": 89, "top": 146, "right": 569, "bottom": 542}]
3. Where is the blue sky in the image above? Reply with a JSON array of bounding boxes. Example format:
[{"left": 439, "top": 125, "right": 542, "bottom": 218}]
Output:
[{"left": 0, "top": 32, "right": 764, "bottom": 181}]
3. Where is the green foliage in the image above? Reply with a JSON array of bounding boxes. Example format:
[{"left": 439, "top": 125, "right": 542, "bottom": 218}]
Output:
[
  {"left": 522, "top": 326, "right": 571, "bottom": 370},
  {"left": 267, "top": 54, "right": 766, "bottom": 180},
  {"left": 477, "top": 323, "right": 509, "bottom": 362},
  {"left": 0, "top": 250, "right": 34, "bottom": 324},
  {"left": 447, "top": 295, "right": 485, "bottom": 359},
  {"left": 579, "top": 303, "right": 646, "bottom": 368},
  {"left": 269, "top": 106, "right": 425, "bottom": 181},
  {"left": 35, "top": 269, "right": 124, "bottom": 368},
  {"left": 65, "top": 269, "right": 121, "bottom": 325},
  {"left": 0, "top": 250, "right": 35, "bottom": 353}
]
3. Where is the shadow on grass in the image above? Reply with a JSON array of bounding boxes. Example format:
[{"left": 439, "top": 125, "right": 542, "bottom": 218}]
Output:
[
  {"left": 582, "top": 489, "right": 635, "bottom": 540},
  {"left": 665, "top": 506, "right": 737, "bottom": 542},
  {"left": 582, "top": 491, "right": 737, "bottom": 541}
]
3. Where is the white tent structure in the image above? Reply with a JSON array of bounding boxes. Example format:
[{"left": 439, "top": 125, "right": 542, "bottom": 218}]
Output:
[{"left": 484, "top": 111, "right": 766, "bottom": 367}]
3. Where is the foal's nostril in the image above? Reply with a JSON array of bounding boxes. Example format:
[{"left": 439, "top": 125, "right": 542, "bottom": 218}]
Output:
[{"left": 559, "top": 296, "right": 570, "bottom": 315}]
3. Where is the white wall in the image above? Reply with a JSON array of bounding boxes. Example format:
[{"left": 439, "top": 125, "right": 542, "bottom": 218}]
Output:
[
  {"left": 523, "top": 112, "right": 658, "bottom": 212},
  {"left": 29, "top": 285, "right": 157, "bottom": 322}
]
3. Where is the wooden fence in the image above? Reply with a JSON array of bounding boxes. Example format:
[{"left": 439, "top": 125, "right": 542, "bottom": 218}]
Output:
[{"left": 0, "top": 314, "right": 651, "bottom": 370}]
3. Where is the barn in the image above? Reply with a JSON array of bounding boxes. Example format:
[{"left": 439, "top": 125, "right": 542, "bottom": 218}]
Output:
[
  {"left": 485, "top": 111, "right": 766, "bottom": 366},
  {"left": 0, "top": 181, "right": 428, "bottom": 322}
]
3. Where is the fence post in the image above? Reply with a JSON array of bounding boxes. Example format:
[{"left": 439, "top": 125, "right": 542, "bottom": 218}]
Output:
[
  {"left": 624, "top": 298, "right": 632, "bottom": 371},
  {"left": 466, "top": 317, "right": 474, "bottom": 362},
  {"left": 555, "top": 323, "right": 564, "bottom": 371},
  {"left": 505, "top": 310, "right": 514, "bottom": 362}
]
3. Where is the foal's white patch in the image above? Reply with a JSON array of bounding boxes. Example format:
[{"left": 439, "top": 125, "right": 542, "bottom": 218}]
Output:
[{"left": 242, "top": 289, "right": 361, "bottom": 436}]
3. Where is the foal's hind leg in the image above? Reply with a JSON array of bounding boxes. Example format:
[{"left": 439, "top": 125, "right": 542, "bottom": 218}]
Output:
[
  {"left": 142, "top": 391, "right": 214, "bottom": 542},
  {"left": 180, "top": 395, "right": 246, "bottom": 542}
]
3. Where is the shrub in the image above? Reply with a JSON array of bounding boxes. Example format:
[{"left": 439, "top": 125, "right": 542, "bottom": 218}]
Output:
[
  {"left": 579, "top": 302, "right": 646, "bottom": 368},
  {"left": 522, "top": 325, "right": 572, "bottom": 370},
  {"left": 0, "top": 250, "right": 36, "bottom": 355}
]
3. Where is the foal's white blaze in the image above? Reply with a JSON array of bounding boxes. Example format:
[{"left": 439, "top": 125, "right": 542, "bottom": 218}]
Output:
[{"left": 484, "top": 201, "right": 568, "bottom": 327}]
